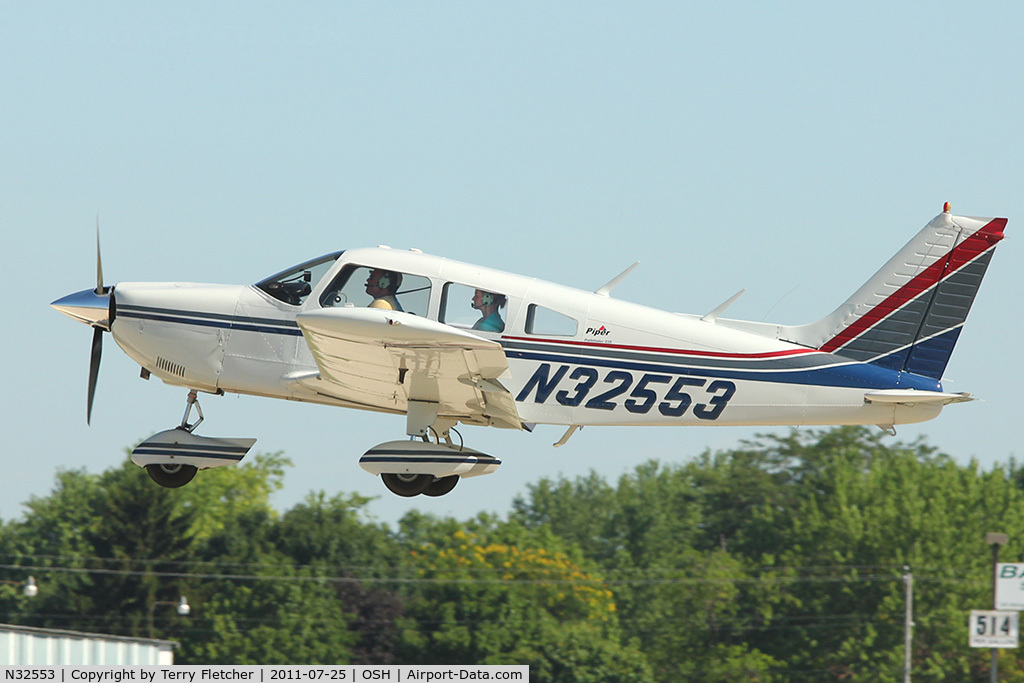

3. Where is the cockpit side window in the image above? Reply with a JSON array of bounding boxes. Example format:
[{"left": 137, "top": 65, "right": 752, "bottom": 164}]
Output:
[
  {"left": 320, "top": 265, "right": 432, "bottom": 317},
  {"left": 255, "top": 252, "right": 343, "bottom": 306}
]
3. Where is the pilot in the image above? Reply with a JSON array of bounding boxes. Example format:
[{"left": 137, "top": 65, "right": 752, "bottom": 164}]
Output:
[
  {"left": 366, "top": 269, "right": 404, "bottom": 311},
  {"left": 471, "top": 289, "right": 506, "bottom": 332}
]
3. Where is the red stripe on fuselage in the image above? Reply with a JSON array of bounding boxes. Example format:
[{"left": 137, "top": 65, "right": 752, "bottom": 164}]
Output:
[
  {"left": 501, "top": 336, "right": 818, "bottom": 360},
  {"left": 820, "top": 218, "right": 1005, "bottom": 353}
]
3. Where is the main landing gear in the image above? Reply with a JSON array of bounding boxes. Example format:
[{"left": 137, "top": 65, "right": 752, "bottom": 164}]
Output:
[
  {"left": 360, "top": 425, "right": 502, "bottom": 499},
  {"left": 130, "top": 390, "right": 257, "bottom": 489},
  {"left": 381, "top": 472, "right": 460, "bottom": 497}
]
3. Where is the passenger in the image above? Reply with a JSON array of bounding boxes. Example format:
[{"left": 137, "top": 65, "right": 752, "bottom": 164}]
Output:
[
  {"left": 471, "top": 289, "right": 506, "bottom": 332},
  {"left": 366, "top": 269, "right": 403, "bottom": 311}
]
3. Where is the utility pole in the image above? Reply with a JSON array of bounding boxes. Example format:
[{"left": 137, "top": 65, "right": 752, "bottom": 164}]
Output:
[
  {"left": 986, "top": 532, "right": 1008, "bottom": 683},
  {"left": 904, "top": 565, "right": 913, "bottom": 683}
]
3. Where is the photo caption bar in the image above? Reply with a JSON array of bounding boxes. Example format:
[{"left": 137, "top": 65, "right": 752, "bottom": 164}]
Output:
[{"left": 0, "top": 667, "right": 528, "bottom": 683}]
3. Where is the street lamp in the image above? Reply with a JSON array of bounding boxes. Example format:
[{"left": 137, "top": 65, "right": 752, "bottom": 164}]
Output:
[
  {"left": 148, "top": 595, "right": 190, "bottom": 637},
  {"left": 0, "top": 576, "right": 37, "bottom": 598},
  {"left": 176, "top": 595, "right": 190, "bottom": 616}
]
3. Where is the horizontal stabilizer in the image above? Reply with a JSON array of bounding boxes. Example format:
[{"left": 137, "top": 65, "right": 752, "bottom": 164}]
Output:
[{"left": 864, "top": 389, "right": 973, "bottom": 406}]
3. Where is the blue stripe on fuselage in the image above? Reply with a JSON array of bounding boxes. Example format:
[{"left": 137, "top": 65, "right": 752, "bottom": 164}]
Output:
[
  {"left": 117, "top": 305, "right": 304, "bottom": 336},
  {"left": 503, "top": 347, "right": 942, "bottom": 391}
]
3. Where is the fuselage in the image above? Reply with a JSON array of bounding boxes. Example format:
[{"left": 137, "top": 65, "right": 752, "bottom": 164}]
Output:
[{"left": 107, "top": 247, "right": 946, "bottom": 430}]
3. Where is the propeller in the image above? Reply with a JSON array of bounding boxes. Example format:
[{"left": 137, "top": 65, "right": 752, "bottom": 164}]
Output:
[
  {"left": 87, "top": 224, "right": 106, "bottom": 425},
  {"left": 95, "top": 225, "right": 104, "bottom": 296},
  {"left": 52, "top": 223, "right": 115, "bottom": 424},
  {"left": 88, "top": 326, "right": 103, "bottom": 424}
]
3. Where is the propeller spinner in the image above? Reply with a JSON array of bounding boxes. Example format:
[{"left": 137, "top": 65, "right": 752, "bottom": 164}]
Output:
[{"left": 50, "top": 229, "right": 114, "bottom": 424}]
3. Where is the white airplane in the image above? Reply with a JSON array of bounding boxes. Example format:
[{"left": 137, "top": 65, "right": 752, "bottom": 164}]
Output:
[{"left": 51, "top": 204, "right": 1006, "bottom": 498}]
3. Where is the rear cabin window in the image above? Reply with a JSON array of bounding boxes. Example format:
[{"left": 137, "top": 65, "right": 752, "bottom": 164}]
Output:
[
  {"left": 526, "top": 304, "right": 577, "bottom": 336},
  {"left": 441, "top": 283, "right": 508, "bottom": 333}
]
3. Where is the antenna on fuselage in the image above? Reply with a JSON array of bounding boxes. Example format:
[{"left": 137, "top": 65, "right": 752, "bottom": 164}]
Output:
[
  {"left": 595, "top": 261, "right": 640, "bottom": 297},
  {"left": 701, "top": 289, "right": 746, "bottom": 323}
]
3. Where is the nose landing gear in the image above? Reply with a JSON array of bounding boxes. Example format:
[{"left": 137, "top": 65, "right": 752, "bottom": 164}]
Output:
[
  {"left": 130, "top": 390, "right": 257, "bottom": 489},
  {"left": 146, "top": 462, "right": 198, "bottom": 488}
]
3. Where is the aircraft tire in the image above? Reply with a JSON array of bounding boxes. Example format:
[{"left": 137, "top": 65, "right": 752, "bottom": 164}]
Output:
[
  {"left": 422, "top": 475, "right": 459, "bottom": 497},
  {"left": 145, "top": 463, "right": 198, "bottom": 488},
  {"left": 381, "top": 472, "right": 433, "bottom": 497}
]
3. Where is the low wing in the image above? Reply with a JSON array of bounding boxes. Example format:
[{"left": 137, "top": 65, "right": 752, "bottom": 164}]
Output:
[{"left": 294, "top": 307, "right": 521, "bottom": 430}]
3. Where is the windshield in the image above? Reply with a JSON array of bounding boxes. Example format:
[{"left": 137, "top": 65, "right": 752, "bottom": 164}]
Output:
[{"left": 255, "top": 251, "right": 343, "bottom": 306}]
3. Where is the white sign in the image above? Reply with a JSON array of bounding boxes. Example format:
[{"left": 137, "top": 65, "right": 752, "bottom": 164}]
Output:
[
  {"left": 996, "top": 563, "right": 1024, "bottom": 610},
  {"left": 970, "top": 610, "right": 1019, "bottom": 648}
]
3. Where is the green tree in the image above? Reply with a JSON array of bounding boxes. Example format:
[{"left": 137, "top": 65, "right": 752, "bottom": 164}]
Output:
[
  {"left": 512, "top": 462, "right": 778, "bottom": 681},
  {"left": 499, "top": 622, "right": 653, "bottom": 683},
  {"left": 0, "top": 450, "right": 333, "bottom": 655},
  {"left": 397, "top": 514, "right": 651, "bottom": 680},
  {"left": 180, "top": 506, "right": 354, "bottom": 664},
  {"left": 177, "top": 451, "right": 290, "bottom": 543},
  {"left": 534, "top": 427, "right": 1024, "bottom": 681},
  {"left": 274, "top": 492, "right": 404, "bottom": 664},
  {"left": 739, "top": 428, "right": 1024, "bottom": 681},
  {"left": 1, "top": 461, "right": 197, "bottom": 637},
  {"left": 5, "top": 429, "right": 1024, "bottom": 678}
]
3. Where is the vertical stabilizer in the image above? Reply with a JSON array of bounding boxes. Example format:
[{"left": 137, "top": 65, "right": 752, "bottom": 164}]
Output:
[{"left": 789, "top": 208, "right": 1005, "bottom": 380}]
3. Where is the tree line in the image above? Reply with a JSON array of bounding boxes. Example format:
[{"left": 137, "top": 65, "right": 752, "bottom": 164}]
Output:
[{"left": 1, "top": 426, "right": 1023, "bottom": 681}]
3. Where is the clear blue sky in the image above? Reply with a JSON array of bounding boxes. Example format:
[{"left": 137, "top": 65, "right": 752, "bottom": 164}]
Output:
[{"left": 3, "top": 2, "right": 1021, "bottom": 526}]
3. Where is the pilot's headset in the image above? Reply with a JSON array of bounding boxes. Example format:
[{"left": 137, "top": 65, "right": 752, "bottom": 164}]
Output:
[
  {"left": 473, "top": 290, "right": 504, "bottom": 309},
  {"left": 377, "top": 271, "right": 402, "bottom": 293}
]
